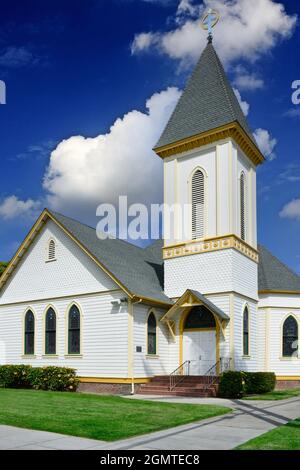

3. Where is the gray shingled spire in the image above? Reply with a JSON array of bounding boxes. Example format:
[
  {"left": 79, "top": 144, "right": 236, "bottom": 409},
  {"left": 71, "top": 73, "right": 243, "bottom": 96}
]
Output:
[{"left": 155, "top": 42, "right": 256, "bottom": 150}]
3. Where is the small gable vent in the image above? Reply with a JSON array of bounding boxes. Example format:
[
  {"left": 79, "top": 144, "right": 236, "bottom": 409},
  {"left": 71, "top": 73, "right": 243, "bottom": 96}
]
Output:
[
  {"left": 192, "top": 169, "right": 205, "bottom": 240},
  {"left": 48, "top": 240, "right": 56, "bottom": 261}
]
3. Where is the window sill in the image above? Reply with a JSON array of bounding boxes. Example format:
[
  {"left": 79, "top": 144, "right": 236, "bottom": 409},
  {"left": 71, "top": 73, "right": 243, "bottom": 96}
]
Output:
[
  {"left": 280, "top": 357, "right": 299, "bottom": 361},
  {"left": 64, "top": 354, "right": 83, "bottom": 358},
  {"left": 42, "top": 355, "right": 58, "bottom": 359},
  {"left": 146, "top": 354, "right": 160, "bottom": 359},
  {"left": 45, "top": 259, "right": 57, "bottom": 263},
  {"left": 242, "top": 355, "right": 251, "bottom": 360},
  {"left": 21, "top": 355, "right": 36, "bottom": 359}
]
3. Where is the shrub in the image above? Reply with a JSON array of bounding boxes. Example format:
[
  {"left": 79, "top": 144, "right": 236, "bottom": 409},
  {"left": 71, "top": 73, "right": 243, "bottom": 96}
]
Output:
[
  {"left": 218, "top": 371, "right": 244, "bottom": 398},
  {"left": 29, "top": 366, "right": 79, "bottom": 392},
  {"left": 243, "top": 372, "right": 276, "bottom": 395},
  {"left": 0, "top": 365, "right": 79, "bottom": 392},
  {"left": 0, "top": 364, "right": 32, "bottom": 388}
]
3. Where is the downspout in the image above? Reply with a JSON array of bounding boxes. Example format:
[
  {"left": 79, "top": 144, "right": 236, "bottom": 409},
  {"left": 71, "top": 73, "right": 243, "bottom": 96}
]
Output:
[{"left": 128, "top": 297, "right": 143, "bottom": 395}]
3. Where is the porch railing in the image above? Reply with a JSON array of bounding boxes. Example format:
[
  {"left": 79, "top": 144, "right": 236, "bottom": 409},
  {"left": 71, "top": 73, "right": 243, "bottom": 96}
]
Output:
[
  {"left": 169, "top": 360, "right": 191, "bottom": 391},
  {"left": 203, "top": 357, "right": 232, "bottom": 391}
]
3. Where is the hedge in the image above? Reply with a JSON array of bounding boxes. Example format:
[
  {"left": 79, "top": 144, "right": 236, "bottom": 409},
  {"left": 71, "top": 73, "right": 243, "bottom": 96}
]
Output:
[
  {"left": 244, "top": 372, "right": 276, "bottom": 395},
  {"left": 0, "top": 365, "right": 79, "bottom": 392},
  {"left": 219, "top": 371, "right": 276, "bottom": 399}
]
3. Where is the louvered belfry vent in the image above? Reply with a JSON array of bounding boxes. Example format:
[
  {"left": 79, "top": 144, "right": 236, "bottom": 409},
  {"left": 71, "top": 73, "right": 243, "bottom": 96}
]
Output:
[
  {"left": 192, "top": 170, "right": 205, "bottom": 240},
  {"left": 48, "top": 240, "right": 56, "bottom": 261},
  {"left": 240, "top": 173, "right": 246, "bottom": 241}
]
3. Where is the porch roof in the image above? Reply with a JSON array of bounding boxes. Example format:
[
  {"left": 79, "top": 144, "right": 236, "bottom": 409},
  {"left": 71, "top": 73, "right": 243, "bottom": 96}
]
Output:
[{"left": 161, "top": 289, "right": 230, "bottom": 323}]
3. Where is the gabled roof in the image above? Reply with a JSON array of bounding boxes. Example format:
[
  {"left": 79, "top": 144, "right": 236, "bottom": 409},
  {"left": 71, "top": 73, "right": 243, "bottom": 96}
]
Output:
[
  {"left": 155, "top": 42, "right": 256, "bottom": 150},
  {"left": 258, "top": 244, "right": 300, "bottom": 293},
  {"left": 0, "top": 209, "right": 171, "bottom": 306}
]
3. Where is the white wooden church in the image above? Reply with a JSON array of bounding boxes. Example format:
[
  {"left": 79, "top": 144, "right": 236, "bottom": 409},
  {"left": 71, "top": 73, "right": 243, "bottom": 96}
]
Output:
[{"left": 0, "top": 38, "right": 299, "bottom": 395}]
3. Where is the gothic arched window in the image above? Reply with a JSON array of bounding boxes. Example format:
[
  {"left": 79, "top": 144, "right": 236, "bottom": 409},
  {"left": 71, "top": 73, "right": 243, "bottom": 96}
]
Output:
[
  {"left": 45, "top": 307, "right": 56, "bottom": 355},
  {"left": 147, "top": 312, "right": 157, "bottom": 355},
  {"left": 283, "top": 316, "right": 298, "bottom": 357},
  {"left": 68, "top": 305, "right": 81, "bottom": 355},
  {"left": 192, "top": 169, "right": 205, "bottom": 240},
  {"left": 243, "top": 307, "right": 249, "bottom": 356},
  {"left": 24, "top": 310, "right": 35, "bottom": 355}
]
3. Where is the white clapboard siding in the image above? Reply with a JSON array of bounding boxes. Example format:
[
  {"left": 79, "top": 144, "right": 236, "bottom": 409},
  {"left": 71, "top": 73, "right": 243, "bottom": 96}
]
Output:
[
  {"left": 0, "top": 292, "right": 129, "bottom": 378},
  {"left": 133, "top": 304, "right": 170, "bottom": 377},
  {"left": 0, "top": 220, "right": 117, "bottom": 304},
  {"left": 233, "top": 296, "right": 258, "bottom": 372}
]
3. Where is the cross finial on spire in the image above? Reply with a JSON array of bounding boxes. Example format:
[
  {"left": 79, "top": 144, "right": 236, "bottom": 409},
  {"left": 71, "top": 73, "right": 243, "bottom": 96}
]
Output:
[{"left": 201, "top": 8, "right": 220, "bottom": 43}]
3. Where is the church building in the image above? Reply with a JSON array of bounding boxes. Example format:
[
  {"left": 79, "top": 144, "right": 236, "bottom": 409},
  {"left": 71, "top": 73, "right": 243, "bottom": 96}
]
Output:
[{"left": 0, "top": 36, "right": 299, "bottom": 395}]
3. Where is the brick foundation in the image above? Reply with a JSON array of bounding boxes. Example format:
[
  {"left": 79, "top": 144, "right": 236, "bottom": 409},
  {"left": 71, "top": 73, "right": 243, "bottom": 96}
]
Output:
[
  {"left": 78, "top": 382, "right": 143, "bottom": 395},
  {"left": 276, "top": 380, "right": 300, "bottom": 390}
]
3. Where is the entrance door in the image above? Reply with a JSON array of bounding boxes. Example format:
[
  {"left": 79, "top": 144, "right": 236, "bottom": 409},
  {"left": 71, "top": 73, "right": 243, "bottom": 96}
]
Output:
[{"left": 183, "top": 331, "right": 216, "bottom": 375}]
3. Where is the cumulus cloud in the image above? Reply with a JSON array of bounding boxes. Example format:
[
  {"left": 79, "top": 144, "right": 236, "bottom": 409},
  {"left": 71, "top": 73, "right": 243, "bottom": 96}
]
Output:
[
  {"left": 253, "top": 128, "right": 277, "bottom": 161},
  {"left": 132, "top": 0, "right": 297, "bottom": 68},
  {"left": 233, "top": 88, "right": 250, "bottom": 116},
  {"left": 280, "top": 199, "right": 300, "bottom": 221},
  {"left": 43, "top": 87, "right": 181, "bottom": 213},
  {"left": 233, "top": 66, "right": 264, "bottom": 91},
  {"left": 0, "top": 196, "right": 41, "bottom": 220}
]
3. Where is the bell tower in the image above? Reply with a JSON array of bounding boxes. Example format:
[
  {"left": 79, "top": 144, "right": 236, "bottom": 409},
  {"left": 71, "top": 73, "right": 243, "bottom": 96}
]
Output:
[{"left": 153, "top": 18, "right": 264, "bottom": 304}]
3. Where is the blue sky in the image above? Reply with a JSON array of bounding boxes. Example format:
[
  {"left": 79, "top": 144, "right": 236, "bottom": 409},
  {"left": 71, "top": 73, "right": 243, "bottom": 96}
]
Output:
[{"left": 0, "top": 0, "right": 300, "bottom": 274}]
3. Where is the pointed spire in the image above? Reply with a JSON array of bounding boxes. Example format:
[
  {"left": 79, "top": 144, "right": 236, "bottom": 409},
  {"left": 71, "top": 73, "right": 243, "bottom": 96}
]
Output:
[{"left": 154, "top": 41, "right": 256, "bottom": 151}]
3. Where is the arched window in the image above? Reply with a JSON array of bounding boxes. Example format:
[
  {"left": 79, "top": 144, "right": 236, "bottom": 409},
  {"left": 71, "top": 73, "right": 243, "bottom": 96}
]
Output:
[
  {"left": 283, "top": 316, "right": 298, "bottom": 357},
  {"left": 45, "top": 307, "right": 56, "bottom": 355},
  {"left": 68, "top": 305, "right": 81, "bottom": 355},
  {"left": 48, "top": 239, "right": 56, "bottom": 261},
  {"left": 24, "top": 310, "right": 35, "bottom": 355},
  {"left": 243, "top": 307, "right": 249, "bottom": 356},
  {"left": 184, "top": 306, "right": 216, "bottom": 330},
  {"left": 240, "top": 173, "right": 246, "bottom": 241},
  {"left": 192, "top": 169, "right": 205, "bottom": 240},
  {"left": 147, "top": 312, "right": 157, "bottom": 355}
]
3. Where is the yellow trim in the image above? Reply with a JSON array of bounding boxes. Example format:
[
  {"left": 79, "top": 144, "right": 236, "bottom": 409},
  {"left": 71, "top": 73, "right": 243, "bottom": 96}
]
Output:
[
  {"left": 265, "top": 308, "right": 270, "bottom": 371},
  {"left": 277, "top": 376, "right": 300, "bottom": 381},
  {"left": 154, "top": 122, "right": 265, "bottom": 167},
  {"left": 65, "top": 301, "right": 83, "bottom": 356},
  {"left": 229, "top": 293, "right": 235, "bottom": 370},
  {"left": 163, "top": 233, "right": 259, "bottom": 263},
  {"left": 259, "top": 290, "right": 300, "bottom": 295},
  {"left": 42, "top": 304, "right": 58, "bottom": 356},
  {"left": 22, "top": 307, "right": 37, "bottom": 357},
  {"left": 79, "top": 377, "right": 152, "bottom": 384},
  {"left": 128, "top": 299, "right": 134, "bottom": 385}
]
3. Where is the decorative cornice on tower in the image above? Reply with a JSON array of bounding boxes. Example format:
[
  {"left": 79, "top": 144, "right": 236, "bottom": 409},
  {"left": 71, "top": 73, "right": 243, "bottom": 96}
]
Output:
[{"left": 154, "top": 121, "right": 264, "bottom": 166}]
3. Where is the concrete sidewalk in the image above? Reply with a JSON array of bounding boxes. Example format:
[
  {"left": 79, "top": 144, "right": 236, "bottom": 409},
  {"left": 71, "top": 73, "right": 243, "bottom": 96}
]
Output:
[{"left": 0, "top": 396, "right": 299, "bottom": 450}]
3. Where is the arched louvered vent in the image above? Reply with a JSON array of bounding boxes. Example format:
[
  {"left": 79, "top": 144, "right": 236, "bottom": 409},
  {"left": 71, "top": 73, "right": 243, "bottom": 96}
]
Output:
[
  {"left": 240, "top": 173, "right": 246, "bottom": 241},
  {"left": 48, "top": 240, "right": 56, "bottom": 261},
  {"left": 192, "top": 169, "right": 205, "bottom": 240}
]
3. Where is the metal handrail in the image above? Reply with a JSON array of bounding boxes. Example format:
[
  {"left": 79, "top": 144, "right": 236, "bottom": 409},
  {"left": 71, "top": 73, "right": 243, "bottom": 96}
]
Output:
[
  {"left": 169, "top": 360, "right": 191, "bottom": 391},
  {"left": 203, "top": 357, "right": 232, "bottom": 390}
]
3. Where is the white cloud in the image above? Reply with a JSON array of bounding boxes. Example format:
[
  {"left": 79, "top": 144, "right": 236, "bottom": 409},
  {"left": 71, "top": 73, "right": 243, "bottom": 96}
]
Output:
[
  {"left": 132, "top": 0, "right": 297, "bottom": 68},
  {"left": 253, "top": 128, "right": 277, "bottom": 161},
  {"left": 0, "top": 196, "right": 41, "bottom": 220},
  {"left": 233, "top": 88, "right": 250, "bottom": 116},
  {"left": 284, "top": 108, "right": 300, "bottom": 118},
  {"left": 280, "top": 199, "right": 300, "bottom": 221},
  {"left": 43, "top": 87, "right": 181, "bottom": 214},
  {"left": 233, "top": 66, "right": 264, "bottom": 91}
]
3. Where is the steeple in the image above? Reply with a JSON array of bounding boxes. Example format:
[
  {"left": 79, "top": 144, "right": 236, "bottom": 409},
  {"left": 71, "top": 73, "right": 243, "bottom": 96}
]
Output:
[{"left": 154, "top": 42, "right": 264, "bottom": 166}]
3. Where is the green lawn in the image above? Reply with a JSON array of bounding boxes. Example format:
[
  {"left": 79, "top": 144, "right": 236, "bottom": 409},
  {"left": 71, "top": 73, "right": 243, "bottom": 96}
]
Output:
[
  {"left": 243, "top": 389, "right": 300, "bottom": 401},
  {"left": 0, "top": 388, "right": 230, "bottom": 441},
  {"left": 237, "top": 418, "right": 300, "bottom": 450}
]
